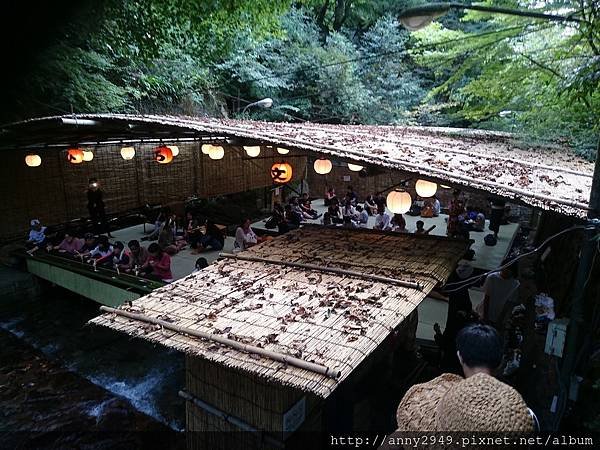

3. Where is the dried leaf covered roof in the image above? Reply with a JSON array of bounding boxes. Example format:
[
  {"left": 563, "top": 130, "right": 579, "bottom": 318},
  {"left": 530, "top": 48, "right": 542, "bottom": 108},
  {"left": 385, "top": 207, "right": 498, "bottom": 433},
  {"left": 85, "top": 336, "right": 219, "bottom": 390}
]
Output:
[
  {"left": 0, "top": 114, "right": 593, "bottom": 217},
  {"left": 91, "top": 227, "right": 469, "bottom": 397}
]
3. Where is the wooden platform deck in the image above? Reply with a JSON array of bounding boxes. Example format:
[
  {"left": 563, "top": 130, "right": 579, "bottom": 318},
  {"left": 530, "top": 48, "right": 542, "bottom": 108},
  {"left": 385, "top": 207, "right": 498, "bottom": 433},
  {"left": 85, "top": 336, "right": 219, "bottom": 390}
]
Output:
[{"left": 252, "top": 199, "right": 520, "bottom": 272}]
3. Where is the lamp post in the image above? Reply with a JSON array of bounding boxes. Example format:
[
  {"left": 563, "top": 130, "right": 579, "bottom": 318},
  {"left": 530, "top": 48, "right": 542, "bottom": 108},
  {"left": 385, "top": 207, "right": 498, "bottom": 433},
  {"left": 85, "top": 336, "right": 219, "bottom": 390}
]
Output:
[
  {"left": 400, "top": 2, "right": 599, "bottom": 430},
  {"left": 241, "top": 97, "right": 273, "bottom": 114}
]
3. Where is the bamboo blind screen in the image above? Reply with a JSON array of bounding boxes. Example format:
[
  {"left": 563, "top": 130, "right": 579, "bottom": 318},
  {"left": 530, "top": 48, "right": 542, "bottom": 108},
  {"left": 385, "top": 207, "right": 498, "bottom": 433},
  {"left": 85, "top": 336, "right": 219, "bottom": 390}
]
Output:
[{"left": 0, "top": 144, "right": 307, "bottom": 240}]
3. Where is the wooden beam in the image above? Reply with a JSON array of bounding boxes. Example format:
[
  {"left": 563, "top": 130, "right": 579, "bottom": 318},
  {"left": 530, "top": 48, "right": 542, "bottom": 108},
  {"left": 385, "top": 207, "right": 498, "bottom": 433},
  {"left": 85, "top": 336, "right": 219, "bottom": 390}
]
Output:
[{"left": 219, "top": 252, "right": 423, "bottom": 290}]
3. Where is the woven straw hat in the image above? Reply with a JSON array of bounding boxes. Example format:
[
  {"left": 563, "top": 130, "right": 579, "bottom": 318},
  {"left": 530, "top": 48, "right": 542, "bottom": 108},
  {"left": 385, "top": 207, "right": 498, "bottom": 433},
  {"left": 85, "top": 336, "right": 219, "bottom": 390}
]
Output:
[
  {"left": 396, "top": 373, "right": 463, "bottom": 431},
  {"left": 435, "top": 373, "right": 534, "bottom": 432}
]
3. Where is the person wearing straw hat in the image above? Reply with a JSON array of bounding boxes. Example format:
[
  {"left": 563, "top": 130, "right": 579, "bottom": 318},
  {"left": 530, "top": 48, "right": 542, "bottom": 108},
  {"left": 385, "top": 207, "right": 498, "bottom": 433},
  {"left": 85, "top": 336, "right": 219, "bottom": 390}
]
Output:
[{"left": 392, "top": 324, "right": 533, "bottom": 436}]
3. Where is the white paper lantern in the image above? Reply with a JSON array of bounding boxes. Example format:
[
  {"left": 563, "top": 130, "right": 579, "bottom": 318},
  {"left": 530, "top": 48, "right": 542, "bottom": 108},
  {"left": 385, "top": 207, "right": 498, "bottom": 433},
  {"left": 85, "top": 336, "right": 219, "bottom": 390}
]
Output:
[
  {"left": 82, "top": 150, "right": 94, "bottom": 162},
  {"left": 244, "top": 146, "right": 261, "bottom": 157},
  {"left": 208, "top": 145, "right": 224, "bottom": 160},
  {"left": 25, "top": 154, "right": 42, "bottom": 167},
  {"left": 201, "top": 144, "right": 212, "bottom": 155},
  {"left": 387, "top": 190, "right": 412, "bottom": 214},
  {"left": 415, "top": 179, "right": 437, "bottom": 198},
  {"left": 347, "top": 163, "right": 364, "bottom": 172},
  {"left": 313, "top": 158, "right": 332, "bottom": 175},
  {"left": 120, "top": 146, "right": 135, "bottom": 160},
  {"left": 277, "top": 147, "right": 290, "bottom": 155},
  {"left": 167, "top": 145, "right": 179, "bottom": 157}
]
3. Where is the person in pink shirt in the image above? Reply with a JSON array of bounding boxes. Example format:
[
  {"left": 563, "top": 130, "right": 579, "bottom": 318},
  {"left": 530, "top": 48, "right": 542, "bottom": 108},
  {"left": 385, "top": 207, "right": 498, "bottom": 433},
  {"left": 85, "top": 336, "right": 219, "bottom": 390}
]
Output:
[
  {"left": 143, "top": 243, "right": 173, "bottom": 282},
  {"left": 51, "top": 229, "right": 84, "bottom": 256}
]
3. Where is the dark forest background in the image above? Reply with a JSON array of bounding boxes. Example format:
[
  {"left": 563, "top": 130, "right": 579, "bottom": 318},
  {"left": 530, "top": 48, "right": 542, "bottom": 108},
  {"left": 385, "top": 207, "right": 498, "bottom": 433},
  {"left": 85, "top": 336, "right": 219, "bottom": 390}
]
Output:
[{"left": 0, "top": 1, "right": 598, "bottom": 158}]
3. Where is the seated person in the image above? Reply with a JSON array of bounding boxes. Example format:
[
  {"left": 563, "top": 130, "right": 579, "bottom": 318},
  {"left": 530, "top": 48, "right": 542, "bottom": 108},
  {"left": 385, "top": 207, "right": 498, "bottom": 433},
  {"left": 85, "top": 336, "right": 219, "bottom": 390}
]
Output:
[
  {"left": 390, "top": 213, "right": 407, "bottom": 232},
  {"left": 345, "top": 186, "right": 357, "bottom": 206},
  {"left": 120, "top": 240, "right": 150, "bottom": 274},
  {"left": 51, "top": 228, "right": 84, "bottom": 256},
  {"left": 285, "top": 205, "right": 302, "bottom": 229},
  {"left": 143, "top": 206, "right": 170, "bottom": 241},
  {"left": 271, "top": 202, "right": 291, "bottom": 234},
  {"left": 158, "top": 218, "right": 186, "bottom": 255},
  {"left": 342, "top": 216, "right": 357, "bottom": 228},
  {"left": 414, "top": 220, "right": 436, "bottom": 235},
  {"left": 193, "top": 257, "right": 209, "bottom": 273},
  {"left": 26, "top": 219, "right": 48, "bottom": 254},
  {"left": 363, "top": 195, "right": 377, "bottom": 216},
  {"left": 194, "top": 220, "right": 225, "bottom": 252},
  {"left": 327, "top": 201, "right": 344, "bottom": 224},
  {"left": 184, "top": 212, "right": 201, "bottom": 244},
  {"left": 420, "top": 199, "right": 435, "bottom": 218},
  {"left": 432, "top": 196, "right": 441, "bottom": 216},
  {"left": 474, "top": 211, "right": 486, "bottom": 232},
  {"left": 83, "top": 235, "right": 114, "bottom": 265},
  {"left": 108, "top": 241, "right": 129, "bottom": 268},
  {"left": 299, "top": 193, "right": 320, "bottom": 219},
  {"left": 234, "top": 218, "right": 264, "bottom": 252},
  {"left": 290, "top": 197, "right": 313, "bottom": 221},
  {"left": 324, "top": 187, "right": 336, "bottom": 206},
  {"left": 342, "top": 199, "right": 357, "bottom": 220},
  {"left": 356, "top": 205, "right": 369, "bottom": 228},
  {"left": 321, "top": 211, "right": 332, "bottom": 226},
  {"left": 142, "top": 243, "right": 173, "bottom": 282},
  {"left": 373, "top": 205, "right": 391, "bottom": 230},
  {"left": 408, "top": 199, "right": 423, "bottom": 216}
]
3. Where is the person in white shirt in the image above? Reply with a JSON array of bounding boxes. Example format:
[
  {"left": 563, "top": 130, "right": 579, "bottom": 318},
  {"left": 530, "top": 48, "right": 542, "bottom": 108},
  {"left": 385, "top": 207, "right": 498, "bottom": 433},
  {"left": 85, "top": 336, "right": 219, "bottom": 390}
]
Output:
[
  {"left": 373, "top": 205, "right": 391, "bottom": 231},
  {"left": 481, "top": 260, "right": 520, "bottom": 326},
  {"left": 356, "top": 205, "right": 369, "bottom": 228},
  {"left": 234, "top": 218, "right": 263, "bottom": 252},
  {"left": 432, "top": 196, "right": 441, "bottom": 217}
]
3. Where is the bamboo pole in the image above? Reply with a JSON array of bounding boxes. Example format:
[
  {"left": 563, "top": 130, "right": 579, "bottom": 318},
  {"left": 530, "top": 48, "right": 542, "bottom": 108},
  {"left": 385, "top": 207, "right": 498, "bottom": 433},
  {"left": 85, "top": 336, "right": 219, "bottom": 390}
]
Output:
[
  {"left": 99, "top": 306, "right": 341, "bottom": 379},
  {"left": 219, "top": 252, "right": 422, "bottom": 290},
  {"left": 178, "top": 390, "right": 284, "bottom": 448}
]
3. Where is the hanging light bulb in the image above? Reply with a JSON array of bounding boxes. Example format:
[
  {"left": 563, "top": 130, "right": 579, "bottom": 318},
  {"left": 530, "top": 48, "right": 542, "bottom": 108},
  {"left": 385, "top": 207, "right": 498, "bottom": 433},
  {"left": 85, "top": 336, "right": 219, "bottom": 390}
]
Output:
[
  {"left": 120, "top": 146, "right": 135, "bottom": 160},
  {"left": 415, "top": 179, "right": 437, "bottom": 198},
  {"left": 277, "top": 147, "right": 290, "bottom": 155},
  {"left": 347, "top": 163, "right": 364, "bottom": 172},
  {"left": 387, "top": 190, "right": 412, "bottom": 214},
  {"left": 25, "top": 154, "right": 42, "bottom": 167},
  {"left": 201, "top": 144, "right": 212, "bottom": 155},
  {"left": 244, "top": 146, "right": 261, "bottom": 157},
  {"left": 167, "top": 145, "right": 179, "bottom": 157},
  {"left": 208, "top": 145, "right": 224, "bottom": 160},
  {"left": 313, "top": 158, "right": 332, "bottom": 175},
  {"left": 82, "top": 150, "right": 94, "bottom": 162}
]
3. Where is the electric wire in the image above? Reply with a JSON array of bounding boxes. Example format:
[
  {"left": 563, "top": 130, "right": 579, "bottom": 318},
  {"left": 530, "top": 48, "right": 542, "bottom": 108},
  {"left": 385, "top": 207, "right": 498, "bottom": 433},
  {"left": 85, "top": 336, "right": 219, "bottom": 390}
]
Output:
[{"left": 441, "top": 224, "right": 590, "bottom": 293}]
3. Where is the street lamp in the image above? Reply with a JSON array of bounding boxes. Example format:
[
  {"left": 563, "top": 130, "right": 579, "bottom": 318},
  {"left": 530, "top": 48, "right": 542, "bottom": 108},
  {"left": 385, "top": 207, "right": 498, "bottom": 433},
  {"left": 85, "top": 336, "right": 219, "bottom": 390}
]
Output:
[
  {"left": 241, "top": 97, "right": 273, "bottom": 114},
  {"left": 399, "top": 2, "right": 585, "bottom": 31},
  {"left": 400, "top": 2, "right": 598, "bottom": 431}
]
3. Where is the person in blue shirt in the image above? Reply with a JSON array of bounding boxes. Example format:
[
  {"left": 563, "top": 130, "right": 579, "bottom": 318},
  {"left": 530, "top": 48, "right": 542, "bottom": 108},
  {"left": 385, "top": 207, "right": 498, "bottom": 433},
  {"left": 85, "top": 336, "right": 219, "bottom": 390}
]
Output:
[{"left": 26, "top": 219, "right": 48, "bottom": 254}]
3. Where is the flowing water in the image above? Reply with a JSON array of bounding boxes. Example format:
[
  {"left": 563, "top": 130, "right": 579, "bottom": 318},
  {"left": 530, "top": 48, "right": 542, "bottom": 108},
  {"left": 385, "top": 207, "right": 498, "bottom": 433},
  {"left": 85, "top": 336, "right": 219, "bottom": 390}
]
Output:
[{"left": 0, "top": 283, "right": 185, "bottom": 431}]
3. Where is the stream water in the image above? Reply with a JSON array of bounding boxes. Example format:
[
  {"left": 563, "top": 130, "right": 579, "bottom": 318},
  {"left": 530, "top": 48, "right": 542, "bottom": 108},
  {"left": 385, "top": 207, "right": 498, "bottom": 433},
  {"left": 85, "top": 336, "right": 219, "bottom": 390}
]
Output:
[{"left": 0, "top": 284, "right": 185, "bottom": 431}]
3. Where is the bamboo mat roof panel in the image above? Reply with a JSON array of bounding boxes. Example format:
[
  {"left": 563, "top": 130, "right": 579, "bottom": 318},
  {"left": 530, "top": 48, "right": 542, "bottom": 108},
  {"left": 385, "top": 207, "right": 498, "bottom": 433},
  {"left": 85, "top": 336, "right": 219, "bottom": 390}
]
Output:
[
  {"left": 0, "top": 114, "right": 592, "bottom": 218},
  {"left": 91, "top": 228, "right": 466, "bottom": 397}
]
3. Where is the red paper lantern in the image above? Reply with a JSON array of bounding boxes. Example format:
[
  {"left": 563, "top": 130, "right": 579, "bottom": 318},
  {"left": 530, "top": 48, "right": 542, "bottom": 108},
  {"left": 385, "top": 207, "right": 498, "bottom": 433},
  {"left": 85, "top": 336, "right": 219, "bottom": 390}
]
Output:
[
  {"left": 154, "top": 145, "right": 173, "bottom": 164},
  {"left": 67, "top": 148, "right": 84, "bottom": 164},
  {"left": 271, "top": 162, "right": 293, "bottom": 184}
]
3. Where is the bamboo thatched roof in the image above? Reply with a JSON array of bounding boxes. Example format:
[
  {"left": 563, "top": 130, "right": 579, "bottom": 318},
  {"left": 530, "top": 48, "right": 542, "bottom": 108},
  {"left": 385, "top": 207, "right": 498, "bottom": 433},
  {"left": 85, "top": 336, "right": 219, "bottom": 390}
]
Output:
[
  {"left": 91, "top": 227, "right": 469, "bottom": 397},
  {"left": 0, "top": 113, "right": 594, "bottom": 218}
]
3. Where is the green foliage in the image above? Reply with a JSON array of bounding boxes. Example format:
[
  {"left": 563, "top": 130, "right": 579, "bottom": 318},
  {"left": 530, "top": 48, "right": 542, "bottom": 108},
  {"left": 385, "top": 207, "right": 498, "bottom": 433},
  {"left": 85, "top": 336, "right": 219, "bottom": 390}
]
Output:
[
  {"left": 3, "top": 0, "right": 598, "bottom": 162},
  {"left": 411, "top": 0, "right": 600, "bottom": 158}
]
